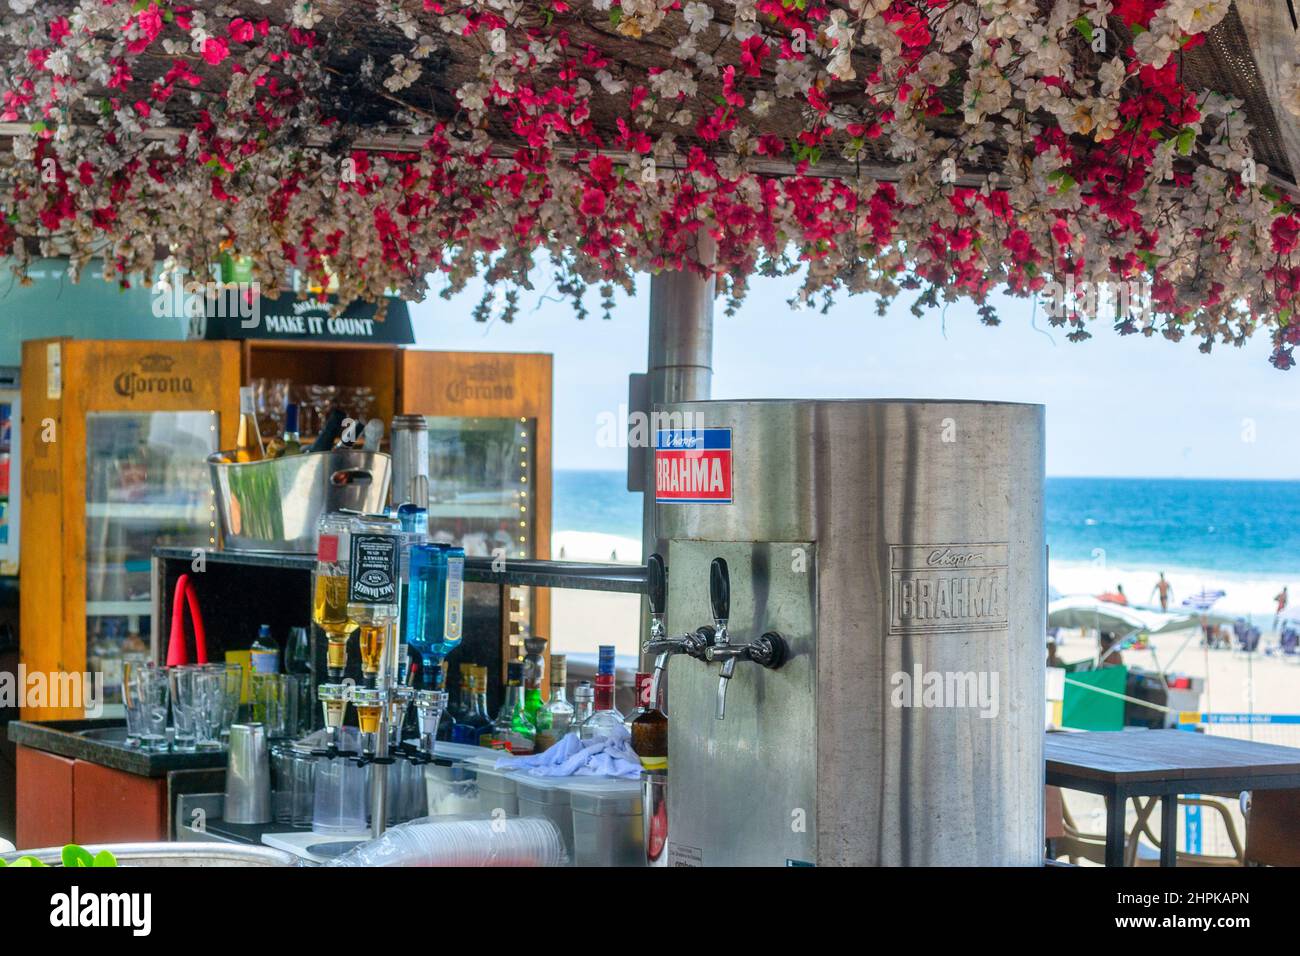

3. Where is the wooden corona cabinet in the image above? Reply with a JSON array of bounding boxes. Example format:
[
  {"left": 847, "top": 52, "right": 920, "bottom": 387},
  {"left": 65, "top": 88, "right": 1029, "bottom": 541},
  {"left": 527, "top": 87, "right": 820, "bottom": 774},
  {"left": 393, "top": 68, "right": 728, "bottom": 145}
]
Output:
[
  {"left": 400, "top": 351, "right": 553, "bottom": 688},
  {"left": 20, "top": 339, "right": 240, "bottom": 720},
  {"left": 233, "top": 343, "right": 553, "bottom": 693}
]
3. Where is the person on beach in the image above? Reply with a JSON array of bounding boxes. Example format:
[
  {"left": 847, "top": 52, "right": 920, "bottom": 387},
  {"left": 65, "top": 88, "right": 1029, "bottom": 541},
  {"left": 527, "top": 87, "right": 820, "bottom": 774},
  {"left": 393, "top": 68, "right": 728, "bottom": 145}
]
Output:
[
  {"left": 1150, "top": 573, "right": 1172, "bottom": 611},
  {"left": 1115, "top": 584, "right": 1128, "bottom": 606},
  {"left": 1275, "top": 586, "right": 1289, "bottom": 630},
  {"left": 1099, "top": 631, "right": 1124, "bottom": 667}
]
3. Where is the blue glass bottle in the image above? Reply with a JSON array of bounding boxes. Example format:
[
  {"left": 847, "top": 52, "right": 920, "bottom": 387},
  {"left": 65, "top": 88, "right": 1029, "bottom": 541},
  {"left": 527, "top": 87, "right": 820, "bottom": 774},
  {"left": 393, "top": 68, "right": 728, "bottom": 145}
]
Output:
[
  {"left": 395, "top": 504, "right": 428, "bottom": 681},
  {"left": 405, "top": 542, "right": 465, "bottom": 690}
]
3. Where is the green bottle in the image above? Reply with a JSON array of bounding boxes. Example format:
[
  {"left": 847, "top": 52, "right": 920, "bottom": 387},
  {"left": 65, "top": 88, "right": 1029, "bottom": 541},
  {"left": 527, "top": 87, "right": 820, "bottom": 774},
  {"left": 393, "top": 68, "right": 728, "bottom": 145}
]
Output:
[
  {"left": 483, "top": 661, "right": 535, "bottom": 754},
  {"left": 522, "top": 637, "right": 547, "bottom": 724}
]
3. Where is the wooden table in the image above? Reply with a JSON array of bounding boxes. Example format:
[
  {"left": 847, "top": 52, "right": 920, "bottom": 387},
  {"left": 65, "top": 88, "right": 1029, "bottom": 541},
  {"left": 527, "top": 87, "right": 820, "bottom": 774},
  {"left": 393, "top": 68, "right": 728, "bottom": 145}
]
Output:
[{"left": 1044, "top": 729, "right": 1300, "bottom": 867}]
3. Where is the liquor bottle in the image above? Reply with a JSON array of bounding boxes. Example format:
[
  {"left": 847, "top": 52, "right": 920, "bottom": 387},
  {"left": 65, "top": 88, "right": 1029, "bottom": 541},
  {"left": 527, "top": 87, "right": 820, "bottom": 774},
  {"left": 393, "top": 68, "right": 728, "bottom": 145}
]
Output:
[
  {"left": 249, "top": 624, "right": 279, "bottom": 675},
  {"left": 313, "top": 512, "right": 352, "bottom": 681},
  {"left": 631, "top": 675, "right": 668, "bottom": 771},
  {"left": 447, "top": 665, "right": 472, "bottom": 725},
  {"left": 280, "top": 403, "right": 303, "bottom": 456},
  {"left": 396, "top": 504, "right": 428, "bottom": 654},
  {"left": 534, "top": 653, "right": 574, "bottom": 752},
  {"left": 572, "top": 681, "right": 595, "bottom": 732},
  {"left": 405, "top": 542, "right": 465, "bottom": 690},
  {"left": 346, "top": 513, "right": 402, "bottom": 688},
  {"left": 308, "top": 407, "right": 345, "bottom": 452},
  {"left": 450, "top": 669, "right": 489, "bottom": 744},
  {"left": 472, "top": 665, "right": 494, "bottom": 735},
  {"left": 235, "top": 386, "right": 265, "bottom": 462},
  {"left": 624, "top": 671, "right": 653, "bottom": 732},
  {"left": 481, "top": 661, "right": 535, "bottom": 754},
  {"left": 286, "top": 626, "right": 311, "bottom": 675},
  {"left": 579, "top": 645, "right": 625, "bottom": 740},
  {"left": 521, "top": 636, "right": 547, "bottom": 724}
]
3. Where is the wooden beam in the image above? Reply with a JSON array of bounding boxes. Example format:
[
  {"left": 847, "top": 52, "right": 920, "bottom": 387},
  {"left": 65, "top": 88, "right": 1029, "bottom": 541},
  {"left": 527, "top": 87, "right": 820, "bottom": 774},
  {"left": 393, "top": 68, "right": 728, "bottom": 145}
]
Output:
[{"left": 1233, "top": 0, "right": 1300, "bottom": 190}]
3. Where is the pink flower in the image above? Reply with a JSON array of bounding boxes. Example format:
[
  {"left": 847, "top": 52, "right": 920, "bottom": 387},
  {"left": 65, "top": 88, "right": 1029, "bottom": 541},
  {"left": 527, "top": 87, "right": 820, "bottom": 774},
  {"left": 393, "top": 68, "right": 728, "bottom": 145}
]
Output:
[
  {"left": 201, "top": 37, "right": 230, "bottom": 66},
  {"left": 580, "top": 187, "right": 606, "bottom": 217},
  {"left": 1271, "top": 216, "right": 1300, "bottom": 255},
  {"left": 588, "top": 154, "right": 613, "bottom": 181},
  {"left": 228, "top": 19, "right": 255, "bottom": 43},
  {"left": 739, "top": 36, "right": 769, "bottom": 77},
  {"left": 126, "top": 6, "right": 164, "bottom": 55}
]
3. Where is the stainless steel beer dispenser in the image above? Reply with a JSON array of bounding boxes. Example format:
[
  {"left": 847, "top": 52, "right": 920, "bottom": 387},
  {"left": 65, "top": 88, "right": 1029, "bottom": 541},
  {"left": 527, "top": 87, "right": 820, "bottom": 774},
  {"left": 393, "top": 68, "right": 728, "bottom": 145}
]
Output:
[{"left": 649, "top": 400, "right": 1045, "bottom": 866}]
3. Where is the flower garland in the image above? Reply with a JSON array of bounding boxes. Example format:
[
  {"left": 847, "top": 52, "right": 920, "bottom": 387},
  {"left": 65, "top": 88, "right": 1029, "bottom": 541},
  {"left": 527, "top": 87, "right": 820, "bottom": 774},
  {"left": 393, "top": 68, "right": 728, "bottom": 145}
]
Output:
[{"left": 3, "top": 0, "right": 1300, "bottom": 366}]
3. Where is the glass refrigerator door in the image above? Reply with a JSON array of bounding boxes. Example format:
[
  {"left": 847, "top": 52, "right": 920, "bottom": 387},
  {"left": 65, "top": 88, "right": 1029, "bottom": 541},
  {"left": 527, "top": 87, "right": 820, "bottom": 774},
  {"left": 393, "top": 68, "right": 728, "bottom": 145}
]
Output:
[
  {"left": 86, "top": 410, "right": 218, "bottom": 707},
  {"left": 0, "top": 390, "right": 18, "bottom": 573},
  {"left": 425, "top": 416, "right": 535, "bottom": 652}
]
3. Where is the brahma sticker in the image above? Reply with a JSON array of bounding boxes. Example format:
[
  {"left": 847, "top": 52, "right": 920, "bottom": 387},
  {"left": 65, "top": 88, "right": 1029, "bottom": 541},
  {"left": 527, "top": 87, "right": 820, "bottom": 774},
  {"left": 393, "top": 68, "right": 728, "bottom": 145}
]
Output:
[{"left": 655, "top": 428, "right": 733, "bottom": 503}]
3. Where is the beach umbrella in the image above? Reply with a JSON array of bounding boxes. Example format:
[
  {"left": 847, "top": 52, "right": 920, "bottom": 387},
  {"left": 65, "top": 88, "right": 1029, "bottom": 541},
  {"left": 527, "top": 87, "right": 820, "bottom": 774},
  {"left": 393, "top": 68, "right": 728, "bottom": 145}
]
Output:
[
  {"left": 1180, "top": 589, "right": 1227, "bottom": 612},
  {"left": 1047, "top": 596, "right": 1199, "bottom": 638}
]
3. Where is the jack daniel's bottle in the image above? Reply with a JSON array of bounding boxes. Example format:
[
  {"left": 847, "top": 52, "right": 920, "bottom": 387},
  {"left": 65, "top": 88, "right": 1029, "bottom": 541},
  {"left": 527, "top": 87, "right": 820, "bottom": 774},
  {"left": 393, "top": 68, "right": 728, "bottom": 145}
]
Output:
[{"left": 346, "top": 513, "right": 401, "bottom": 687}]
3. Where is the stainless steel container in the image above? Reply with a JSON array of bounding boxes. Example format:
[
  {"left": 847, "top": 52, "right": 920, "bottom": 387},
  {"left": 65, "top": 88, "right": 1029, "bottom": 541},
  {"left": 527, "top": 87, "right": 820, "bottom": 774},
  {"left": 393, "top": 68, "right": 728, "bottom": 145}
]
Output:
[
  {"left": 224, "top": 722, "right": 272, "bottom": 825},
  {"left": 208, "top": 449, "right": 391, "bottom": 552},
  {"left": 390, "top": 414, "right": 430, "bottom": 508},
  {"left": 654, "top": 399, "right": 1045, "bottom": 866}
]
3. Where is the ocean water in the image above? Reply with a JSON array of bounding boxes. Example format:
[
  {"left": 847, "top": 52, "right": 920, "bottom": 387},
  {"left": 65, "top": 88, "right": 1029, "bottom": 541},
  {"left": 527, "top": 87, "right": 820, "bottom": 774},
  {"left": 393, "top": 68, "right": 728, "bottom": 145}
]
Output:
[{"left": 554, "top": 470, "right": 1300, "bottom": 619}]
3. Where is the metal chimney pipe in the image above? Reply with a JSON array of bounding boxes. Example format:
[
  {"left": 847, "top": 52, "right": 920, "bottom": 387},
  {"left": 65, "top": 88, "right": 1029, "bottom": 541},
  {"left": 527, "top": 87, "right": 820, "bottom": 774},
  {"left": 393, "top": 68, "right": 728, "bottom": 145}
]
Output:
[{"left": 639, "top": 270, "right": 714, "bottom": 665}]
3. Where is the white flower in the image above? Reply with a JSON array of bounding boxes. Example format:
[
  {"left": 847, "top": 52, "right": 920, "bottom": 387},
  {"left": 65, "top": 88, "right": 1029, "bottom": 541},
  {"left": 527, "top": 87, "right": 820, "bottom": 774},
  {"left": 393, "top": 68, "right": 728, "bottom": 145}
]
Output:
[
  {"left": 384, "top": 55, "right": 421, "bottom": 92},
  {"left": 683, "top": 2, "right": 713, "bottom": 33},
  {"left": 291, "top": 2, "right": 322, "bottom": 30},
  {"left": 1098, "top": 57, "right": 1126, "bottom": 97},
  {"left": 595, "top": 69, "right": 627, "bottom": 95},
  {"left": 1132, "top": 26, "right": 1178, "bottom": 69},
  {"left": 1167, "top": 0, "right": 1230, "bottom": 35}
]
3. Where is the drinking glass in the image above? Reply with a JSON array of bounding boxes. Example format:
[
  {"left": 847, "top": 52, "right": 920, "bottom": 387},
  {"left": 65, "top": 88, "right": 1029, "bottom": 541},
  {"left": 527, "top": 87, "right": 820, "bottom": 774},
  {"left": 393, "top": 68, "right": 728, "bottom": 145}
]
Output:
[
  {"left": 291, "top": 750, "right": 317, "bottom": 826},
  {"left": 252, "top": 673, "right": 308, "bottom": 739},
  {"left": 252, "top": 377, "right": 291, "bottom": 440},
  {"left": 271, "top": 743, "right": 294, "bottom": 824},
  {"left": 338, "top": 385, "right": 376, "bottom": 428},
  {"left": 194, "top": 665, "right": 240, "bottom": 750},
  {"left": 304, "top": 384, "right": 338, "bottom": 442},
  {"left": 212, "top": 662, "right": 244, "bottom": 743},
  {"left": 168, "top": 665, "right": 201, "bottom": 752},
  {"left": 127, "top": 663, "right": 170, "bottom": 753},
  {"left": 121, "top": 659, "right": 148, "bottom": 746}
]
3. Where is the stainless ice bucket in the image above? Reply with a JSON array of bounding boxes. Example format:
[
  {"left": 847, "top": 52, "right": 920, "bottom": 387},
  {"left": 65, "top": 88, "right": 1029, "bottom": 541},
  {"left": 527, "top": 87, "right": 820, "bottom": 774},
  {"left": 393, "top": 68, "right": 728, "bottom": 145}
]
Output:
[{"left": 208, "top": 449, "right": 391, "bottom": 552}]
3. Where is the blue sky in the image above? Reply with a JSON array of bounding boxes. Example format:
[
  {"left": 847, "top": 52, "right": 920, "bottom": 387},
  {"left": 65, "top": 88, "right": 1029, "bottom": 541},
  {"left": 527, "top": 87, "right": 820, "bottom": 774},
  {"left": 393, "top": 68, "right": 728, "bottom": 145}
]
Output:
[{"left": 411, "top": 267, "right": 1300, "bottom": 479}]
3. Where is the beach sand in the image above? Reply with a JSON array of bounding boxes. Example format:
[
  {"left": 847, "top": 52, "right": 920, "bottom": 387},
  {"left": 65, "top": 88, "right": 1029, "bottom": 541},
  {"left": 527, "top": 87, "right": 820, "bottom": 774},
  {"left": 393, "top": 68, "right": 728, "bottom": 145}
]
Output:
[
  {"left": 551, "top": 587, "right": 641, "bottom": 658},
  {"left": 1053, "top": 625, "right": 1300, "bottom": 863}
]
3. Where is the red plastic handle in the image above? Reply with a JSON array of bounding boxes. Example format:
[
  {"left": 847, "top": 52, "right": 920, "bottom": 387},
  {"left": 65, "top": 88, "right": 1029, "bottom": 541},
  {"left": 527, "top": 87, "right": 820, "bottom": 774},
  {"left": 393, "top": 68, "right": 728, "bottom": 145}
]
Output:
[{"left": 166, "top": 574, "right": 209, "bottom": 666}]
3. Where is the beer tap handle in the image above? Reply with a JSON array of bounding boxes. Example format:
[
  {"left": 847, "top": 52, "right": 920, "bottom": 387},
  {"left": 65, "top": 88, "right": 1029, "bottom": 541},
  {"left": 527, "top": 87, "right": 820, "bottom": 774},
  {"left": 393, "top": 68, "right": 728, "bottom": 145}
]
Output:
[
  {"left": 710, "top": 558, "right": 729, "bottom": 640},
  {"left": 647, "top": 553, "right": 667, "bottom": 617}
]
